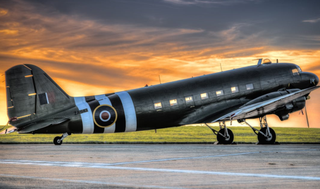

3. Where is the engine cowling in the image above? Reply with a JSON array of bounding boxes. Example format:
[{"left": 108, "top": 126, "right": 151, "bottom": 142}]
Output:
[{"left": 275, "top": 96, "right": 305, "bottom": 121}]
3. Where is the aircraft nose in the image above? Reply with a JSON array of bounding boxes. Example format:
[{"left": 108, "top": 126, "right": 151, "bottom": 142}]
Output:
[
  {"left": 312, "top": 73, "right": 319, "bottom": 86},
  {"left": 307, "top": 72, "right": 319, "bottom": 86},
  {"left": 299, "top": 72, "right": 319, "bottom": 88}
]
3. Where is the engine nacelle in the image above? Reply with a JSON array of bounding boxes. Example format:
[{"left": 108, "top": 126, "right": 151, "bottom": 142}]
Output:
[
  {"left": 243, "top": 89, "right": 306, "bottom": 121},
  {"left": 275, "top": 96, "right": 306, "bottom": 121}
]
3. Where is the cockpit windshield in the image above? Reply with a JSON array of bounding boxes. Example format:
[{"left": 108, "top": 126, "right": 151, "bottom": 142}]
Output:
[
  {"left": 296, "top": 65, "right": 302, "bottom": 72},
  {"left": 292, "top": 66, "right": 302, "bottom": 76}
]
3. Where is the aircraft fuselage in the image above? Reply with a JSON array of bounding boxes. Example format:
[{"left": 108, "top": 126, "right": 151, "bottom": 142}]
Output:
[{"left": 29, "top": 63, "right": 318, "bottom": 134}]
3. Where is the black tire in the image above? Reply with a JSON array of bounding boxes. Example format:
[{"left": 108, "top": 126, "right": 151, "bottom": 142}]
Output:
[
  {"left": 217, "top": 128, "right": 234, "bottom": 144},
  {"left": 258, "top": 127, "right": 276, "bottom": 144},
  {"left": 53, "top": 136, "right": 63, "bottom": 145}
]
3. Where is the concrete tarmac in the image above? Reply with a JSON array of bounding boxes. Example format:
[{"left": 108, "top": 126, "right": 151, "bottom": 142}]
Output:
[{"left": 1, "top": 144, "right": 320, "bottom": 189}]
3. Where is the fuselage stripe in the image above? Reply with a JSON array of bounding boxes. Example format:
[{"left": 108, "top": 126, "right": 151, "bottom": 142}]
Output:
[
  {"left": 115, "top": 91, "right": 137, "bottom": 132},
  {"left": 94, "top": 95, "right": 116, "bottom": 133},
  {"left": 87, "top": 99, "right": 104, "bottom": 133},
  {"left": 108, "top": 94, "right": 126, "bottom": 132},
  {"left": 74, "top": 97, "right": 94, "bottom": 134}
]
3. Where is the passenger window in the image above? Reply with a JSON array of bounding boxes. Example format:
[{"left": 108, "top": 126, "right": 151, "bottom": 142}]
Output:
[
  {"left": 170, "top": 99, "right": 177, "bottom": 106},
  {"left": 292, "top": 69, "right": 299, "bottom": 75},
  {"left": 200, "top": 93, "right": 208, "bottom": 99},
  {"left": 246, "top": 84, "right": 254, "bottom": 90},
  {"left": 231, "top": 86, "right": 239, "bottom": 93},
  {"left": 185, "top": 96, "right": 193, "bottom": 103},
  {"left": 154, "top": 102, "right": 162, "bottom": 109},
  {"left": 216, "top": 90, "right": 224, "bottom": 96}
]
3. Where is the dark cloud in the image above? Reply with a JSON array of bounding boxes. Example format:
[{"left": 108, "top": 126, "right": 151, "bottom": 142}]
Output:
[
  {"left": 1, "top": 0, "right": 311, "bottom": 52},
  {"left": 0, "top": 0, "right": 319, "bottom": 72}
]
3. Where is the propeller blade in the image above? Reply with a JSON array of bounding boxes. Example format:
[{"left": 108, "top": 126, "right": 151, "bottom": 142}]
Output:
[{"left": 305, "top": 102, "right": 310, "bottom": 128}]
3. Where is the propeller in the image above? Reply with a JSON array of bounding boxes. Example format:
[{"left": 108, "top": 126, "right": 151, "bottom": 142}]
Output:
[
  {"left": 304, "top": 101, "right": 310, "bottom": 128},
  {"left": 300, "top": 96, "right": 310, "bottom": 128}
]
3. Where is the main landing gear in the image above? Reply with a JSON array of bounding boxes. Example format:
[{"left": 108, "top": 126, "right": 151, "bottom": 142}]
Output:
[
  {"left": 205, "top": 121, "right": 234, "bottom": 144},
  {"left": 241, "top": 116, "right": 276, "bottom": 144},
  {"left": 53, "top": 133, "right": 70, "bottom": 145},
  {"left": 205, "top": 115, "right": 276, "bottom": 144}
]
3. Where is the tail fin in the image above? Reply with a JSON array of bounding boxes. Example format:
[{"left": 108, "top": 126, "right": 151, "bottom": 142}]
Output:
[{"left": 6, "top": 64, "right": 72, "bottom": 123}]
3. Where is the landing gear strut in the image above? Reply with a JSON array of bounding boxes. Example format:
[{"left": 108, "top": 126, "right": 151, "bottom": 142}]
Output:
[
  {"left": 205, "top": 122, "right": 234, "bottom": 144},
  {"left": 53, "top": 133, "right": 70, "bottom": 145},
  {"left": 242, "top": 116, "right": 276, "bottom": 144}
]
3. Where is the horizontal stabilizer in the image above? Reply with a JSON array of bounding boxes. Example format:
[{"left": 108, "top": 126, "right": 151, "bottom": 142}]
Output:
[
  {"left": 0, "top": 126, "right": 17, "bottom": 134},
  {"left": 18, "top": 118, "right": 69, "bottom": 134}
]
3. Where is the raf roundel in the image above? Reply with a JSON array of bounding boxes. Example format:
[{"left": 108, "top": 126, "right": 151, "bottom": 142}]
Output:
[{"left": 93, "top": 105, "right": 118, "bottom": 128}]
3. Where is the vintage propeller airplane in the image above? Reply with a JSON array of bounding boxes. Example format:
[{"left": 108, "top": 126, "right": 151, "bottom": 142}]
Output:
[{"left": 1, "top": 59, "right": 319, "bottom": 145}]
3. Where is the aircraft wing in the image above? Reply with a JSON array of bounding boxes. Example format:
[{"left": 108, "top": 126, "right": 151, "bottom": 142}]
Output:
[
  {"left": 17, "top": 118, "right": 69, "bottom": 134},
  {"left": 210, "top": 86, "right": 319, "bottom": 123}
]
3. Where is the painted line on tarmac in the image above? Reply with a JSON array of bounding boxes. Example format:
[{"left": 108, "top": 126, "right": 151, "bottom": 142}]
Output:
[
  {"left": 0, "top": 174, "right": 181, "bottom": 189},
  {"left": 0, "top": 152, "right": 259, "bottom": 168},
  {"left": 108, "top": 151, "right": 261, "bottom": 165},
  {"left": 1, "top": 159, "right": 320, "bottom": 181},
  {"left": 108, "top": 149, "right": 317, "bottom": 165}
]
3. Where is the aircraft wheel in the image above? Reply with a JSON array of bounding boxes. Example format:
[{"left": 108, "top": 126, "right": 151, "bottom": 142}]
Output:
[
  {"left": 258, "top": 127, "right": 276, "bottom": 144},
  {"left": 53, "top": 136, "right": 63, "bottom": 145},
  {"left": 217, "top": 128, "right": 234, "bottom": 144}
]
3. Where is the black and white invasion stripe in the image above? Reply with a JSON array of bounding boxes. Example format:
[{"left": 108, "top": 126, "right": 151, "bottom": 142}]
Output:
[{"left": 74, "top": 91, "right": 137, "bottom": 134}]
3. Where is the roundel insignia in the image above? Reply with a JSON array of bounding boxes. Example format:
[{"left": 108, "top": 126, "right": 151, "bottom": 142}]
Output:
[{"left": 93, "top": 105, "right": 117, "bottom": 128}]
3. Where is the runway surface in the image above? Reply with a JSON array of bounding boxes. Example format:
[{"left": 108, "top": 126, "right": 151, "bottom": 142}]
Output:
[{"left": 1, "top": 144, "right": 320, "bottom": 188}]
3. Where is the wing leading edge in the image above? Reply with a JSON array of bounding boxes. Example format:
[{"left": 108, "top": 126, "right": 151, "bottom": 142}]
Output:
[{"left": 210, "top": 86, "right": 319, "bottom": 123}]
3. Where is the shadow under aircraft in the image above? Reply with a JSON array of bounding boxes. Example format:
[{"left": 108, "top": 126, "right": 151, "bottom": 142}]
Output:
[{"left": 2, "top": 59, "right": 319, "bottom": 145}]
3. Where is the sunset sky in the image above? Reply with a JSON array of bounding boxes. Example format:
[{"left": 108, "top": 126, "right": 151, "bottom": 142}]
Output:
[{"left": 0, "top": 0, "right": 320, "bottom": 128}]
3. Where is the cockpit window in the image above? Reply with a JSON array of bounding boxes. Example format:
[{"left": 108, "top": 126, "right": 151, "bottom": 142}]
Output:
[
  {"left": 292, "top": 68, "right": 300, "bottom": 75},
  {"left": 296, "top": 66, "right": 302, "bottom": 72},
  {"left": 292, "top": 66, "right": 302, "bottom": 76}
]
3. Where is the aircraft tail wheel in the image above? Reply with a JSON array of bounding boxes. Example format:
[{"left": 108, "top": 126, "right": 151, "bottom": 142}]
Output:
[
  {"left": 217, "top": 128, "right": 234, "bottom": 144},
  {"left": 258, "top": 127, "right": 276, "bottom": 144},
  {"left": 53, "top": 136, "right": 63, "bottom": 145}
]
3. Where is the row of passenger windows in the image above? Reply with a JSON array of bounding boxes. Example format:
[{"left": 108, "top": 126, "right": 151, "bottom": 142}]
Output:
[{"left": 154, "top": 83, "right": 255, "bottom": 109}]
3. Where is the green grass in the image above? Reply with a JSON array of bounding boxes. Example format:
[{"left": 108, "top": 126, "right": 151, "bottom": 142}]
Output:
[{"left": 1, "top": 126, "right": 320, "bottom": 144}]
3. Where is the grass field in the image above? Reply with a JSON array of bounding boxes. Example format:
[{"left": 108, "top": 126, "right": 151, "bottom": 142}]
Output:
[{"left": 1, "top": 125, "right": 320, "bottom": 144}]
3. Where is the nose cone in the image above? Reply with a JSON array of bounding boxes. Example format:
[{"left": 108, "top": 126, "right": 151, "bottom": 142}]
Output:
[
  {"left": 311, "top": 73, "right": 319, "bottom": 86},
  {"left": 298, "top": 72, "right": 319, "bottom": 88}
]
